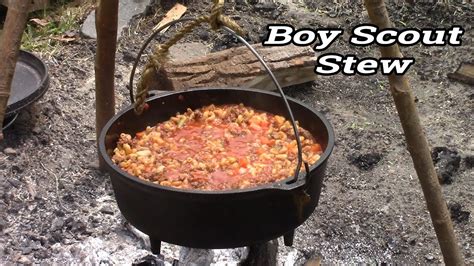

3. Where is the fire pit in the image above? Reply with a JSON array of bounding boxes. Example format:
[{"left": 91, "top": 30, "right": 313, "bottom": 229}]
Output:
[{"left": 98, "top": 20, "right": 335, "bottom": 254}]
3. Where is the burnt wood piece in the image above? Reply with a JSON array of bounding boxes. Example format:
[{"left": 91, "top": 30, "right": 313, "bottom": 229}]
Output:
[
  {"left": 152, "top": 44, "right": 317, "bottom": 91},
  {"left": 447, "top": 61, "right": 474, "bottom": 86},
  {"left": 241, "top": 240, "right": 278, "bottom": 266}
]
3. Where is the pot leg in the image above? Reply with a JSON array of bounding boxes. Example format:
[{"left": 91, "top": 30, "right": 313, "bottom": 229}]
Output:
[
  {"left": 283, "top": 230, "right": 295, "bottom": 246},
  {"left": 242, "top": 240, "right": 278, "bottom": 266},
  {"left": 150, "top": 237, "right": 161, "bottom": 255}
]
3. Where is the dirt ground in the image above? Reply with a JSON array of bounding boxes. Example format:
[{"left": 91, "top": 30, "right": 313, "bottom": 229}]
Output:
[{"left": 0, "top": 0, "right": 473, "bottom": 264}]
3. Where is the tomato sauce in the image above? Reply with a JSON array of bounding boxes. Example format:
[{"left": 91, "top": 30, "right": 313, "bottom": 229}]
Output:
[{"left": 112, "top": 104, "right": 323, "bottom": 191}]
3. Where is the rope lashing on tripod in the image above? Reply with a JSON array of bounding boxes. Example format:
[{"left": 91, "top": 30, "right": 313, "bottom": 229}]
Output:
[{"left": 134, "top": 0, "right": 244, "bottom": 114}]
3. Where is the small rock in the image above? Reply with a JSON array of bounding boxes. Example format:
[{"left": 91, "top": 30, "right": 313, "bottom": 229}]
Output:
[
  {"left": 17, "top": 256, "right": 31, "bottom": 264},
  {"left": 404, "top": 235, "right": 417, "bottom": 245},
  {"left": 71, "top": 220, "right": 87, "bottom": 234},
  {"left": 49, "top": 232, "right": 62, "bottom": 243},
  {"left": 271, "top": 9, "right": 281, "bottom": 19},
  {"left": 32, "top": 126, "right": 42, "bottom": 134},
  {"left": 180, "top": 248, "right": 214, "bottom": 266},
  {"left": 424, "top": 254, "right": 435, "bottom": 261},
  {"left": 21, "top": 246, "right": 33, "bottom": 255},
  {"left": 100, "top": 206, "right": 115, "bottom": 215},
  {"left": 51, "top": 217, "right": 65, "bottom": 231},
  {"left": 4, "top": 147, "right": 17, "bottom": 155},
  {"left": 87, "top": 161, "right": 100, "bottom": 170},
  {"left": 132, "top": 254, "right": 165, "bottom": 266},
  {"left": 34, "top": 248, "right": 50, "bottom": 259}
]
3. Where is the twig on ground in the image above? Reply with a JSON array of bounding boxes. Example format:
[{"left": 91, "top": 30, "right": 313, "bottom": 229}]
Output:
[{"left": 40, "top": 161, "right": 63, "bottom": 208}]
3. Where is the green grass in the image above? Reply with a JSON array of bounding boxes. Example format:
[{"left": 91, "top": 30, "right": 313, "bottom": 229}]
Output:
[{"left": 21, "top": 0, "right": 93, "bottom": 54}]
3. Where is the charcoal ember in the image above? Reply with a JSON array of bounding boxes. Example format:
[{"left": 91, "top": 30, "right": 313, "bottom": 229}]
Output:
[
  {"left": 34, "top": 247, "right": 51, "bottom": 259},
  {"left": 196, "top": 29, "right": 210, "bottom": 41},
  {"left": 431, "top": 147, "right": 461, "bottom": 184},
  {"left": 0, "top": 217, "right": 6, "bottom": 232},
  {"left": 62, "top": 194, "right": 75, "bottom": 203},
  {"left": 122, "top": 50, "right": 138, "bottom": 63},
  {"left": 464, "top": 154, "right": 474, "bottom": 168},
  {"left": 49, "top": 231, "right": 63, "bottom": 244},
  {"left": 253, "top": 3, "right": 278, "bottom": 12},
  {"left": 71, "top": 220, "right": 88, "bottom": 235},
  {"left": 7, "top": 179, "right": 22, "bottom": 188},
  {"left": 348, "top": 152, "right": 382, "bottom": 171},
  {"left": 449, "top": 202, "right": 470, "bottom": 223},
  {"left": 271, "top": 9, "right": 281, "bottom": 19},
  {"left": 54, "top": 209, "right": 66, "bottom": 217},
  {"left": 132, "top": 254, "right": 165, "bottom": 266}
]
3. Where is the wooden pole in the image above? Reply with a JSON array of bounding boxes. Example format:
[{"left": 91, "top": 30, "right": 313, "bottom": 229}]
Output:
[
  {"left": 95, "top": 0, "right": 119, "bottom": 169},
  {"left": 0, "top": 0, "right": 31, "bottom": 140},
  {"left": 363, "top": 0, "right": 464, "bottom": 264}
]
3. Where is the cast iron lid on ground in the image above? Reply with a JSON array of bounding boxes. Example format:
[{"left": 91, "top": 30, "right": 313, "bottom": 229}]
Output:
[
  {"left": 6, "top": 50, "right": 50, "bottom": 115},
  {"left": 2, "top": 50, "right": 49, "bottom": 129}
]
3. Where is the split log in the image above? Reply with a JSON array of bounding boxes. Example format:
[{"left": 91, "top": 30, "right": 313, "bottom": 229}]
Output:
[
  {"left": 95, "top": 0, "right": 118, "bottom": 169},
  {"left": 364, "top": 0, "right": 464, "bottom": 264},
  {"left": 0, "top": 0, "right": 31, "bottom": 140},
  {"left": 153, "top": 44, "right": 317, "bottom": 91},
  {"left": 152, "top": 3, "right": 187, "bottom": 32},
  {"left": 448, "top": 61, "right": 474, "bottom": 86}
]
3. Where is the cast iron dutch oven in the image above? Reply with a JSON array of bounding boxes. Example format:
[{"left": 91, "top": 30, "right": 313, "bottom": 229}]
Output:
[
  {"left": 98, "top": 19, "right": 335, "bottom": 250},
  {"left": 99, "top": 88, "right": 334, "bottom": 249}
]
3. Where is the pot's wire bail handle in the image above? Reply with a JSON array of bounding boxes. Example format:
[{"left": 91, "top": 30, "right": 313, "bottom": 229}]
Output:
[
  {"left": 133, "top": 0, "right": 244, "bottom": 114},
  {"left": 130, "top": 1, "right": 309, "bottom": 183}
]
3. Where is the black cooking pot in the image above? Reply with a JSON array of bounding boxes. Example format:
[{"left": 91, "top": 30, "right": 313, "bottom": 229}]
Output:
[
  {"left": 99, "top": 87, "right": 334, "bottom": 250},
  {"left": 99, "top": 19, "right": 335, "bottom": 252}
]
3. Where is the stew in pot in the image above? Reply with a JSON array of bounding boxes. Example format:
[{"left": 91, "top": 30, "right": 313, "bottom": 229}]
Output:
[{"left": 112, "top": 104, "right": 323, "bottom": 191}]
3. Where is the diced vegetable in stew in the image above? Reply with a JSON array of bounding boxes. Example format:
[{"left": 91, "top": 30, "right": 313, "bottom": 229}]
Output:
[{"left": 112, "top": 104, "right": 323, "bottom": 191}]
